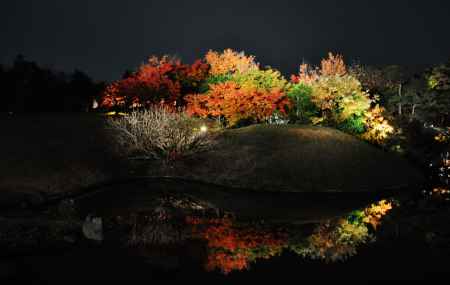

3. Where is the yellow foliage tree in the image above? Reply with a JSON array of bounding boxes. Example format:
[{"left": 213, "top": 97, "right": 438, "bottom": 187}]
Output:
[{"left": 361, "top": 105, "right": 395, "bottom": 145}]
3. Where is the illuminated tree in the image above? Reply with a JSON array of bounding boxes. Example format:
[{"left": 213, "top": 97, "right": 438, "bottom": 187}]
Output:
[
  {"left": 309, "top": 75, "right": 372, "bottom": 131},
  {"left": 320, "top": 52, "right": 347, "bottom": 76},
  {"left": 291, "top": 52, "right": 347, "bottom": 84},
  {"left": 187, "top": 50, "right": 291, "bottom": 127},
  {"left": 286, "top": 83, "right": 318, "bottom": 123},
  {"left": 185, "top": 81, "right": 291, "bottom": 127},
  {"left": 425, "top": 61, "right": 450, "bottom": 125},
  {"left": 290, "top": 62, "right": 319, "bottom": 84},
  {"left": 361, "top": 105, "right": 395, "bottom": 145},
  {"left": 99, "top": 55, "right": 209, "bottom": 111},
  {"left": 349, "top": 63, "right": 392, "bottom": 94},
  {"left": 205, "top": 49, "right": 258, "bottom": 77}
]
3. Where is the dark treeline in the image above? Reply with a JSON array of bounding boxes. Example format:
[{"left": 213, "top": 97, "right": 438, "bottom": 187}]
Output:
[{"left": 0, "top": 55, "right": 105, "bottom": 113}]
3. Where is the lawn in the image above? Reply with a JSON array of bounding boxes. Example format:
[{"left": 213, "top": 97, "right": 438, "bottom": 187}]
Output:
[
  {"left": 162, "top": 124, "right": 424, "bottom": 193},
  {"left": 0, "top": 113, "right": 128, "bottom": 207}
]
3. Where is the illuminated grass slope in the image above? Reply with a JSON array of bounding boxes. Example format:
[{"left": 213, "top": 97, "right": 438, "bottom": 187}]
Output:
[{"left": 172, "top": 124, "right": 424, "bottom": 192}]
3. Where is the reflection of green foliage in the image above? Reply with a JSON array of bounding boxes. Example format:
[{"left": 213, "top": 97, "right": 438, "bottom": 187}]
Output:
[
  {"left": 293, "top": 219, "right": 373, "bottom": 262},
  {"left": 287, "top": 83, "right": 318, "bottom": 123},
  {"left": 347, "top": 210, "right": 365, "bottom": 225},
  {"left": 288, "top": 200, "right": 394, "bottom": 263}
]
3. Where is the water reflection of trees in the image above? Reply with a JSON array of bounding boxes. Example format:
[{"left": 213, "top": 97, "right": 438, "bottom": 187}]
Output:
[
  {"left": 186, "top": 216, "right": 286, "bottom": 274},
  {"left": 185, "top": 200, "right": 394, "bottom": 274}
]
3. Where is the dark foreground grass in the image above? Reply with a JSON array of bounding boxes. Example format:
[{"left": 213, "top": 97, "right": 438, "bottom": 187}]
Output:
[
  {"left": 0, "top": 113, "right": 128, "bottom": 203},
  {"left": 167, "top": 124, "right": 424, "bottom": 192}
]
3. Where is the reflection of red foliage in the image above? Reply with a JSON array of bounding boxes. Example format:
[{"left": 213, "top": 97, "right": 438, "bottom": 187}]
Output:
[
  {"left": 100, "top": 56, "right": 209, "bottom": 110},
  {"left": 185, "top": 82, "right": 291, "bottom": 126},
  {"left": 186, "top": 217, "right": 286, "bottom": 275},
  {"left": 206, "top": 252, "right": 248, "bottom": 273}
]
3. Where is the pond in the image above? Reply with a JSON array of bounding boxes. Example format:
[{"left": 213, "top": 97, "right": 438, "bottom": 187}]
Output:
[{"left": 1, "top": 152, "right": 449, "bottom": 283}]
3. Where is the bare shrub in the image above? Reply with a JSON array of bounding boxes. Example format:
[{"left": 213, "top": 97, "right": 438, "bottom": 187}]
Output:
[{"left": 106, "top": 106, "right": 214, "bottom": 160}]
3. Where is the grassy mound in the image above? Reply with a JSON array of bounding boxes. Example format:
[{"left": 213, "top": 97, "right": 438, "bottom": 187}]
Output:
[
  {"left": 0, "top": 114, "right": 423, "bottom": 206},
  {"left": 168, "top": 124, "right": 424, "bottom": 192}
]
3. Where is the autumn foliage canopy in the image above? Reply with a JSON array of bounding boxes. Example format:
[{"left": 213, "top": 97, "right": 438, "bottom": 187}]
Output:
[
  {"left": 99, "top": 49, "right": 395, "bottom": 144},
  {"left": 186, "top": 49, "right": 292, "bottom": 126}
]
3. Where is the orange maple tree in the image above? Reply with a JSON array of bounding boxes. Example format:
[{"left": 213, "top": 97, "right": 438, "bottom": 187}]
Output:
[
  {"left": 291, "top": 52, "right": 347, "bottom": 84},
  {"left": 205, "top": 49, "right": 258, "bottom": 76},
  {"left": 185, "top": 81, "right": 291, "bottom": 126}
]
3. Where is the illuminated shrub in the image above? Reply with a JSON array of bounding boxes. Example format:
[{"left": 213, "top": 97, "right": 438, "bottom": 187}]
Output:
[
  {"left": 100, "top": 56, "right": 209, "bottom": 111},
  {"left": 338, "top": 116, "right": 366, "bottom": 135},
  {"left": 435, "top": 132, "right": 450, "bottom": 143},
  {"left": 106, "top": 106, "right": 213, "bottom": 161},
  {"left": 361, "top": 105, "right": 395, "bottom": 145}
]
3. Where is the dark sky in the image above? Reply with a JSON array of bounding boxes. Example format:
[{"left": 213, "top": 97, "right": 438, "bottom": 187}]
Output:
[{"left": 1, "top": 0, "right": 450, "bottom": 81}]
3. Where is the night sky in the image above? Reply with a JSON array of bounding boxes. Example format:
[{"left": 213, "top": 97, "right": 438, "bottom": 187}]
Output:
[{"left": 1, "top": 0, "right": 450, "bottom": 81}]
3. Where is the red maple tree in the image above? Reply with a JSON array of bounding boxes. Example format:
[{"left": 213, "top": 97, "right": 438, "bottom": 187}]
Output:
[{"left": 99, "top": 56, "right": 209, "bottom": 110}]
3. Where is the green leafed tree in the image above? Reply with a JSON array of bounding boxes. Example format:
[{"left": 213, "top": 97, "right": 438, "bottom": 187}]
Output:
[
  {"left": 309, "top": 75, "right": 372, "bottom": 133},
  {"left": 286, "top": 83, "right": 318, "bottom": 123}
]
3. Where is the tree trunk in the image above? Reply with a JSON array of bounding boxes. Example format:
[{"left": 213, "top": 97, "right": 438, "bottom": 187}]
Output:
[
  {"left": 398, "top": 83, "right": 402, "bottom": 116},
  {"left": 410, "top": 104, "right": 416, "bottom": 122}
]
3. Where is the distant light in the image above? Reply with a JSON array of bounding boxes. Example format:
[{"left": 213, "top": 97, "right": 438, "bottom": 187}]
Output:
[
  {"left": 104, "top": 111, "right": 127, "bottom": 116},
  {"left": 200, "top": 125, "right": 208, "bottom": 133}
]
